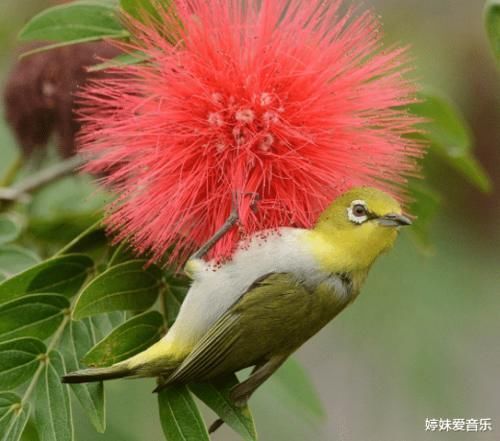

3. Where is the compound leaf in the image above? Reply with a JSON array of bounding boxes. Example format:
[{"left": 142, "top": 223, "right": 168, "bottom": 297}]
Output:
[{"left": 0, "top": 215, "right": 20, "bottom": 246}]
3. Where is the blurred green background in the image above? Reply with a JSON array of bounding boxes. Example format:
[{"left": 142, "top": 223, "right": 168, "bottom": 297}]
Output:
[{"left": 0, "top": 0, "right": 499, "bottom": 440}]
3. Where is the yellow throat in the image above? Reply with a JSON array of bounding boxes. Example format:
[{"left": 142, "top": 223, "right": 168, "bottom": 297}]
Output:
[{"left": 305, "top": 187, "right": 408, "bottom": 273}]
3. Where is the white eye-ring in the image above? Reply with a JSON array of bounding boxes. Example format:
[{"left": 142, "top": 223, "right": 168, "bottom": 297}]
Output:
[{"left": 347, "top": 200, "right": 368, "bottom": 224}]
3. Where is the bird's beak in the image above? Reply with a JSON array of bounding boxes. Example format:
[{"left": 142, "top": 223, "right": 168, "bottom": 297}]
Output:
[{"left": 377, "top": 213, "right": 412, "bottom": 227}]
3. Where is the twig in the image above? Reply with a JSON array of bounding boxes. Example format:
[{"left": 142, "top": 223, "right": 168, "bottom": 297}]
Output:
[
  {"left": 21, "top": 310, "right": 72, "bottom": 406},
  {"left": 0, "top": 155, "right": 86, "bottom": 203},
  {"left": 54, "top": 218, "right": 103, "bottom": 257},
  {"left": 0, "top": 156, "right": 23, "bottom": 188}
]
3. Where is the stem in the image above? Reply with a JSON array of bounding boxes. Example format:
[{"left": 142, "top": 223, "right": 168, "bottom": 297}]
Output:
[
  {"left": 21, "top": 312, "right": 71, "bottom": 406},
  {"left": 20, "top": 364, "right": 43, "bottom": 407},
  {"left": 0, "top": 156, "right": 23, "bottom": 188},
  {"left": 54, "top": 218, "right": 103, "bottom": 257},
  {"left": 47, "top": 314, "right": 71, "bottom": 353},
  {"left": 107, "top": 240, "right": 128, "bottom": 268},
  {"left": 0, "top": 156, "right": 85, "bottom": 204}
]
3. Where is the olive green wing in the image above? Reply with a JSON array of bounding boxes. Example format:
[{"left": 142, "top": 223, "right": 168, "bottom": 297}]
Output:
[{"left": 164, "top": 273, "right": 314, "bottom": 386}]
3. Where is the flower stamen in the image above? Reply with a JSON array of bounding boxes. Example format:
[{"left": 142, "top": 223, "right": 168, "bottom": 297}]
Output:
[{"left": 235, "top": 109, "right": 255, "bottom": 124}]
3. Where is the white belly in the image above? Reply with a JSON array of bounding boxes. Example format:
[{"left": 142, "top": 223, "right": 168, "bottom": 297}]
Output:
[{"left": 163, "top": 228, "right": 323, "bottom": 348}]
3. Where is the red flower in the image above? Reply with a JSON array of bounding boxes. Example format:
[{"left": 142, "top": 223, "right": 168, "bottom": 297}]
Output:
[{"left": 79, "top": 0, "right": 424, "bottom": 264}]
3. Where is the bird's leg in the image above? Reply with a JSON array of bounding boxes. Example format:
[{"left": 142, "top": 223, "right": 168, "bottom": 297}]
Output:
[
  {"left": 230, "top": 354, "right": 288, "bottom": 407},
  {"left": 208, "top": 418, "right": 225, "bottom": 434},
  {"left": 208, "top": 358, "right": 285, "bottom": 434},
  {"left": 208, "top": 362, "right": 264, "bottom": 434},
  {"left": 184, "top": 192, "right": 259, "bottom": 275}
]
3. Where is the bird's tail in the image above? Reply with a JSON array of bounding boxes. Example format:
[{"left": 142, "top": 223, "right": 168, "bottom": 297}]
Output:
[
  {"left": 61, "top": 339, "right": 179, "bottom": 384},
  {"left": 62, "top": 363, "right": 134, "bottom": 384}
]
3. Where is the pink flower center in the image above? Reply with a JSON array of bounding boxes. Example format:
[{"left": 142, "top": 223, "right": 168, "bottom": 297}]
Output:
[{"left": 205, "top": 91, "right": 281, "bottom": 154}]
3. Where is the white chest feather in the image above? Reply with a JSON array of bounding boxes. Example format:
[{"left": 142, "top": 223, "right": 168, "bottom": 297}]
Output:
[{"left": 164, "top": 228, "right": 329, "bottom": 348}]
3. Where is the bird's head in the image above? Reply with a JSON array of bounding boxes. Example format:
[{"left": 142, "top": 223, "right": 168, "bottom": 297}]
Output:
[{"left": 312, "top": 187, "right": 412, "bottom": 271}]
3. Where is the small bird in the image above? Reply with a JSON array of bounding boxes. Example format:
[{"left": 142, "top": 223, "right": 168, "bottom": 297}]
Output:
[{"left": 63, "top": 186, "right": 411, "bottom": 407}]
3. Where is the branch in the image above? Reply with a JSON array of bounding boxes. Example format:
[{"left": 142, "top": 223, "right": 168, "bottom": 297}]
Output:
[{"left": 0, "top": 155, "right": 86, "bottom": 203}]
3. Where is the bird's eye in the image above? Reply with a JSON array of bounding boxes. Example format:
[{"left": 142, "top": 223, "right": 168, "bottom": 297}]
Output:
[
  {"left": 352, "top": 204, "right": 367, "bottom": 217},
  {"left": 347, "top": 200, "right": 369, "bottom": 224}
]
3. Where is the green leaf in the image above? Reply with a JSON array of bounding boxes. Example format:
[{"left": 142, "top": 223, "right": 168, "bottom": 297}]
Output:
[
  {"left": 60, "top": 320, "right": 105, "bottom": 433},
  {"left": 409, "top": 90, "right": 492, "bottom": 192},
  {"left": 0, "top": 215, "right": 21, "bottom": 245},
  {"left": 55, "top": 219, "right": 103, "bottom": 257},
  {"left": 0, "top": 395, "right": 30, "bottom": 441},
  {"left": 0, "top": 117, "right": 21, "bottom": 185},
  {"left": 73, "top": 260, "right": 162, "bottom": 320},
  {"left": 35, "top": 351, "right": 73, "bottom": 441},
  {"left": 88, "top": 312, "right": 128, "bottom": 343},
  {"left": 83, "top": 311, "right": 164, "bottom": 367},
  {"left": 158, "top": 385, "right": 210, "bottom": 441},
  {"left": 88, "top": 51, "right": 150, "bottom": 72},
  {"left": 0, "top": 338, "right": 45, "bottom": 390},
  {"left": 107, "top": 311, "right": 128, "bottom": 328},
  {"left": 0, "top": 393, "right": 23, "bottom": 436},
  {"left": 164, "top": 274, "right": 189, "bottom": 327},
  {"left": 18, "top": 1, "right": 129, "bottom": 53},
  {"left": 17, "top": 419, "right": 39, "bottom": 441},
  {"left": 0, "top": 246, "right": 40, "bottom": 282},
  {"left": 120, "top": 0, "right": 175, "bottom": 26},
  {"left": 119, "top": 0, "right": 181, "bottom": 44},
  {"left": 89, "top": 315, "right": 115, "bottom": 342},
  {"left": 60, "top": 229, "right": 108, "bottom": 264},
  {"left": 270, "top": 357, "right": 325, "bottom": 421},
  {"left": 28, "top": 176, "right": 109, "bottom": 245},
  {"left": 120, "top": 0, "right": 161, "bottom": 19},
  {"left": 0, "top": 392, "right": 19, "bottom": 431},
  {"left": 107, "top": 242, "right": 136, "bottom": 268},
  {"left": 485, "top": 0, "right": 500, "bottom": 62},
  {"left": 408, "top": 181, "right": 441, "bottom": 251},
  {"left": 0, "top": 294, "right": 69, "bottom": 342},
  {"left": 0, "top": 254, "right": 93, "bottom": 304},
  {"left": 190, "top": 375, "right": 257, "bottom": 441}
]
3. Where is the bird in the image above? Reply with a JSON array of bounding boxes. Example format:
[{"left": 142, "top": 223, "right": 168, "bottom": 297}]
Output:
[{"left": 62, "top": 186, "right": 411, "bottom": 408}]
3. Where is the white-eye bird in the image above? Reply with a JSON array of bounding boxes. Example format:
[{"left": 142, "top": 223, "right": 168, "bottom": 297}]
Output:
[{"left": 63, "top": 187, "right": 411, "bottom": 407}]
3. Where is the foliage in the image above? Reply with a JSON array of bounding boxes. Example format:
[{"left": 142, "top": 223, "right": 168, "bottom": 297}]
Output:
[
  {"left": 0, "top": 1, "right": 493, "bottom": 441},
  {"left": 410, "top": 90, "right": 491, "bottom": 193},
  {"left": 407, "top": 89, "right": 491, "bottom": 247},
  {"left": 0, "top": 195, "right": 325, "bottom": 440},
  {"left": 18, "top": 1, "right": 129, "bottom": 56},
  {"left": 485, "top": 0, "right": 500, "bottom": 63}
]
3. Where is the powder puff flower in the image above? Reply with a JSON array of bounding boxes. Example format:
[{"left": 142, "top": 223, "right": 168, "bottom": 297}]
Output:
[{"left": 79, "top": 0, "right": 424, "bottom": 264}]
